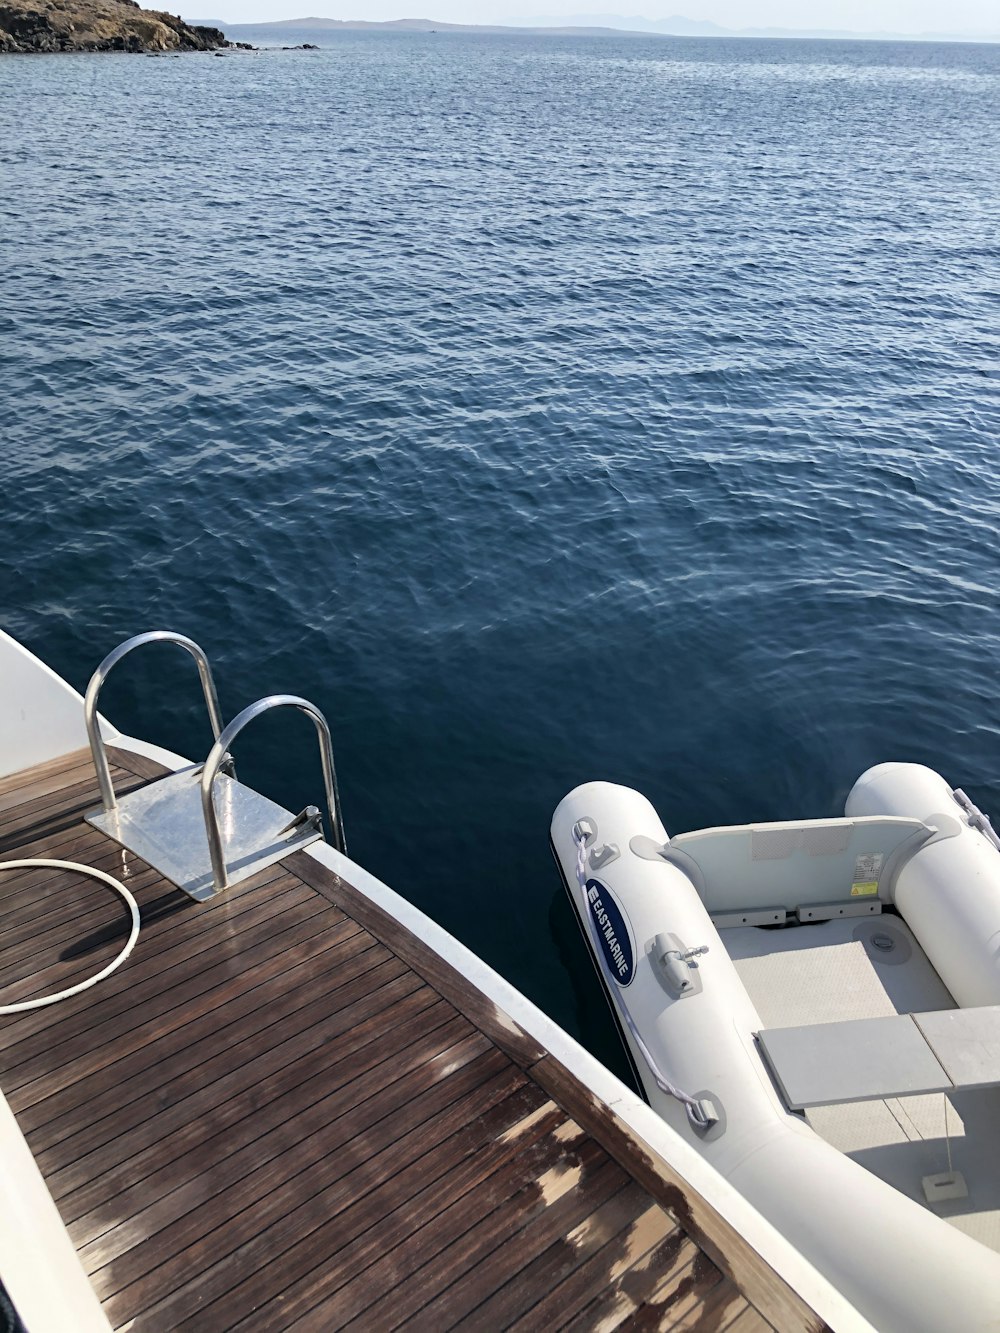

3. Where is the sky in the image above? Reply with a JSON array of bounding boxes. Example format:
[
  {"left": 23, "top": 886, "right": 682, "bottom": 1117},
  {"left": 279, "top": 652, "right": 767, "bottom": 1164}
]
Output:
[{"left": 201, "top": 0, "right": 1000, "bottom": 34}]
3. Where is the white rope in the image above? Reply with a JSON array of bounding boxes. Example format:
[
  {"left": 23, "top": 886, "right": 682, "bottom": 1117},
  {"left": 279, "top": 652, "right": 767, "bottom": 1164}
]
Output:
[
  {"left": 0, "top": 860, "right": 140, "bottom": 1015},
  {"left": 573, "top": 833, "right": 712, "bottom": 1129}
]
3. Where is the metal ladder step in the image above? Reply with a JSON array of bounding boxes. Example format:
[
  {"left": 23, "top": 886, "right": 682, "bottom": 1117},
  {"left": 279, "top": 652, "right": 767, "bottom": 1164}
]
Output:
[{"left": 83, "top": 632, "right": 345, "bottom": 901}]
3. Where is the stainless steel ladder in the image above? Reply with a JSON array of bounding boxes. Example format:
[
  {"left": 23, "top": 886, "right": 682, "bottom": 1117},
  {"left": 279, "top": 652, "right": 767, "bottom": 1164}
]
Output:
[{"left": 84, "top": 631, "right": 345, "bottom": 901}]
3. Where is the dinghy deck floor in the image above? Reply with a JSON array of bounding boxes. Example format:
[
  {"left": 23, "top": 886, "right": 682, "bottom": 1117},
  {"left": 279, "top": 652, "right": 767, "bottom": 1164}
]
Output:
[
  {"left": 723, "top": 917, "right": 1000, "bottom": 1255},
  {"left": 0, "top": 748, "right": 821, "bottom": 1332}
]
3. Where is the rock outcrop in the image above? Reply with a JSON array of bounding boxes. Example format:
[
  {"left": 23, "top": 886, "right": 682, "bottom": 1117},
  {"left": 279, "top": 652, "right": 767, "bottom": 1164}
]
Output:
[{"left": 0, "top": 0, "right": 227, "bottom": 51}]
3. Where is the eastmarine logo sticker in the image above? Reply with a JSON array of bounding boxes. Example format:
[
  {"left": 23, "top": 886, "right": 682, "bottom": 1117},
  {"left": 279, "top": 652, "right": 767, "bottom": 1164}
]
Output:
[{"left": 585, "top": 879, "right": 635, "bottom": 987}]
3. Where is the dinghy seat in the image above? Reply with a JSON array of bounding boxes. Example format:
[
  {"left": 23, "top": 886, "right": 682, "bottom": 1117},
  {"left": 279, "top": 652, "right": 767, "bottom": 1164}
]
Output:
[
  {"left": 663, "top": 815, "right": 934, "bottom": 923},
  {"left": 757, "top": 1005, "right": 1000, "bottom": 1110}
]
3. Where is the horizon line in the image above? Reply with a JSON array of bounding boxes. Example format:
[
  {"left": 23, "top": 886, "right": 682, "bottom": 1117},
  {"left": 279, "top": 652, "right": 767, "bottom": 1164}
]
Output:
[{"left": 191, "top": 14, "right": 1000, "bottom": 42}]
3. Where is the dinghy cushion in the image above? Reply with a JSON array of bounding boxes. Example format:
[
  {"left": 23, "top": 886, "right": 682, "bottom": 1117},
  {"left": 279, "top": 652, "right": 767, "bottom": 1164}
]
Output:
[{"left": 757, "top": 1005, "right": 1000, "bottom": 1110}]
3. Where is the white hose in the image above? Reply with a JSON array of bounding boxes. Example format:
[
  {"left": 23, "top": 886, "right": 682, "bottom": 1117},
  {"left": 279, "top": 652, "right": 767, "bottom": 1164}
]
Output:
[{"left": 0, "top": 859, "right": 140, "bottom": 1015}]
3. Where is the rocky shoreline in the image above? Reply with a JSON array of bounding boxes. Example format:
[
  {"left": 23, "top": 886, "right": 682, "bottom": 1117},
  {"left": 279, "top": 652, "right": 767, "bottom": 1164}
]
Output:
[{"left": 0, "top": 0, "right": 231, "bottom": 52}]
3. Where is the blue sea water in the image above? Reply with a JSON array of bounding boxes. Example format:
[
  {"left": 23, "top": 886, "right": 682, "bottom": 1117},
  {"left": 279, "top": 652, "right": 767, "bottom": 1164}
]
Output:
[{"left": 2, "top": 32, "right": 999, "bottom": 1077}]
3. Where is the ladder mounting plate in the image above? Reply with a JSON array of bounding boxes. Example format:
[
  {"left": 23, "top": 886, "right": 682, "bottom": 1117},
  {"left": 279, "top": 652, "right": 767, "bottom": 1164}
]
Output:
[{"left": 86, "top": 767, "right": 323, "bottom": 901}]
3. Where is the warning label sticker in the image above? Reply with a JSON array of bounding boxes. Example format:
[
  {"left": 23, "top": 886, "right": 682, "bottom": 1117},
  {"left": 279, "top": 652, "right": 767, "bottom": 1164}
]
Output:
[
  {"left": 851, "top": 881, "right": 879, "bottom": 897},
  {"left": 854, "top": 853, "right": 883, "bottom": 883},
  {"left": 851, "top": 852, "right": 883, "bottom": 898}
]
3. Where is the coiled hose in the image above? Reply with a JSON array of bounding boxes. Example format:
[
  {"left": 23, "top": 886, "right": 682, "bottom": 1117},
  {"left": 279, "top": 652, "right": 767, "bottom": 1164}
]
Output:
[{"left": 0, "top": 859, "right": 140, "bottom": 1015}]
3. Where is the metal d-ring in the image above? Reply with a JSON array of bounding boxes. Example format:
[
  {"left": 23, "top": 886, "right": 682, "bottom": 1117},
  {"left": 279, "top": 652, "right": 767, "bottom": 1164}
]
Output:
[
  {"left": 84, "top": 631, "right": 225, "bottom": 816},
  {"left": 200, "top": 695, "right": 345, "bottom": 894}
]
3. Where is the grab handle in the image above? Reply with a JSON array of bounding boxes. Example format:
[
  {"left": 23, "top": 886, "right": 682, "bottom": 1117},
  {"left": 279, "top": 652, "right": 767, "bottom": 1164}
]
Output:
[
  {"left": 85, "top": 631, "right": 224, "bottom": 815},
  {"left": 200, "top": 694, "right": 345, "bottom": 893}
]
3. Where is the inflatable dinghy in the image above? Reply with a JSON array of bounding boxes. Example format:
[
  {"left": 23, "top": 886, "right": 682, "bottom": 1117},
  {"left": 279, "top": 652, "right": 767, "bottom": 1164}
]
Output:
[{"left": 552, "top": 764, "right": 1000, "bottom": 1333}]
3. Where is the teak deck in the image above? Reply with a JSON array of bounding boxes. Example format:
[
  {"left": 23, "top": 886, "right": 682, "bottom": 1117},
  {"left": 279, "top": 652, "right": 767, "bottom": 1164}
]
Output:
[{"left": 0, "top": 748, "right": 817, "bottom": 1331}]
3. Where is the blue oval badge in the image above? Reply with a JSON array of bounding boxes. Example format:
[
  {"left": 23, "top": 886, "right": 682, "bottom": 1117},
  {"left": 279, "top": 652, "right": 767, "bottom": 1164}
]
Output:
[{"left": 585, "top": 879, "right": 634, "bottom": 987}]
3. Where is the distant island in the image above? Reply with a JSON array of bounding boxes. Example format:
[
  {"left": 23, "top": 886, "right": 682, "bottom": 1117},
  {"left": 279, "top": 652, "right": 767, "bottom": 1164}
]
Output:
[
  {"left": 191, "top": 13, "right": 999, "bottom": 44},
  {"left": 0, "top": 0, "right": 228, "bottom": 51},
  {"left": 193, "top": 14, "right": 656, "bottom": 36},
  {"left": 507, "top": 11, "right": 1000, "bottom": 41}
]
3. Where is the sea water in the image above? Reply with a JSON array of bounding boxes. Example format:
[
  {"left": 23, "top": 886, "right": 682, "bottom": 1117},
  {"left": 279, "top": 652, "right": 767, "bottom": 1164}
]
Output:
[{"left": 2, "top": 32, "right": 998, "bottom": 1075}]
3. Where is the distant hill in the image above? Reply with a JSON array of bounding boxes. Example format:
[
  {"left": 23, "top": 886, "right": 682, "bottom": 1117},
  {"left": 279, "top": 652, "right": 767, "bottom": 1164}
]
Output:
[
  {"left": 514, "top": 11, "right": 727, "bottom": 34},
  {"left": 189, "top": 15, "right": 642, "bottom": 35},
  {"left": 511, "top": 13, "right": 999, "bottom": 40},
  {"left": 187, "top": 13, "right": 1000, "bottom": 43}
]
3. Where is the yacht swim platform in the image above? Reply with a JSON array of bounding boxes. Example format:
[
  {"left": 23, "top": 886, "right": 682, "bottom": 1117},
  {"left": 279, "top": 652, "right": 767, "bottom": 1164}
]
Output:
[{"left": 0, "top": 744, "right": 850, "bottom": 1333}]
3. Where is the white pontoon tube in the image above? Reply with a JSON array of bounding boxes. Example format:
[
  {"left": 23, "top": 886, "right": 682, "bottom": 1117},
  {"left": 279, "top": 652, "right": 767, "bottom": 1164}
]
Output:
[
  {"left": 847, "top": 763, "right": 1000, "bottom": 1007},
  {"left": 552, "top": 766, "right": 1000, "bottom": 1333}
]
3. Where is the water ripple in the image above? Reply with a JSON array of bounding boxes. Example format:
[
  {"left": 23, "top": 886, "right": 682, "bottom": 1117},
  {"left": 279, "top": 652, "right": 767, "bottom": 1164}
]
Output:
[{"left": 1, "top": 31, "right": 999, "bottom": 1073}]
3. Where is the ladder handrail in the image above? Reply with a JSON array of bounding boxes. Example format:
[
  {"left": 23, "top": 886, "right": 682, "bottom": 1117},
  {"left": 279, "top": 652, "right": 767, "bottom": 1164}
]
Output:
[
  {"left": 200, "top": 694, "right": 345, "bottom": 894},
  {"left": 85, "top": 631, "right": 225, "bottom": 815}
]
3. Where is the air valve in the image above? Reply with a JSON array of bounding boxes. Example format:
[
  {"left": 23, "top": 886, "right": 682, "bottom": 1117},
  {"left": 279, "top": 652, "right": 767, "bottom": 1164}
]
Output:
[{"left": 654, "top": 933, "right": 709, "bottom": 996}]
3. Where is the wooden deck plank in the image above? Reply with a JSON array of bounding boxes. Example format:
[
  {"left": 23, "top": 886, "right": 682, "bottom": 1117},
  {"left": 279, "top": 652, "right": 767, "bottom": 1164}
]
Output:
[
  {"left": 0, "top": 893, "right": 309, "bottom": 1087},
  {"left": 497, "top": 1201, "right": 681, "bottom": 1332},
  {"left": 61, "top": 934, "right": 406, "bottom": 1228},
  {"left": 8, "top": 883, "right": 332, "bottom": 1103},
  {"left": 0, "top": 823, "right": 110, "bottom": 877},
  {"left": 225, "top": 1092, "right": 566, "bottom": 1332},
  {"left": 720, "top": 1304, "right": 775, "bottom": 1333},
  {"left": 0, "top": 810, "right": 155, "bottom": 899},
  {"left": 629, "top": 1250, "right": 730, "bottom": 1329},
  {"left": 0, "top": 751, "right": 78, "bottom": 795},
  {"left": 32, "top": 946, "right": 412, "bottom": 1182},
  {"left": 0, "top": 750, "right": 818, "bottom": 1333},
  {"left": 449, "top": 1181, "right": 662, "bottom": 1330},
  {"left": 82, "top": 1001, "right": 471, "bottom": 1283},
  {"left": 0, "top": 748, "right": 94, "bottom": 799},
  {"left": 0, "top": 874, "right": 337, "bottom": 1087},
  {"left": 0, "top": 862, "right": 158, "bottom": 983},
  {"left": 0, "top": 754, "right": 100, "bottom": 815},
  {"left": 663, "top": 1273, "right": 753, "bottom": 1331},
  {"left": 0, "top": 853, "right": 155, "bottom": 938},
  {"left": 280, "top": 1109, "right": 591, "bottom": 1332},
  {"left": 335, "top": 1132, "right": 618, "bottom": 1331},
  {"left": 0, "top": 770, "right": 146, "bottom": 853},
  {"left": 0, "top": 837, "right": 148, "bottom": 932},
  {"left": 48, "top": 957, "right": 415, "bottom": 1208},
  {"left": 72, "top": 1008, "right": 474, "bottom": 1260},
  {"left": 0, "top": 819, "right": 131, "bottom": 874},
  {"left": 0, "top": 778, "right": 139, "bottom": 862},
  {"left": 288, "top": 849, "right": 550, "bottom": 1069},
  {"left": 148, "top": 1039, "right": 536, "bottom": 1333},
  {"left": 0, "top": 862, "right": 313, "bottom": 1059},
  {"left": 117, "top": 1062, "right": 529, "bottom": 1330},
  {"left": 41, "top": 962, "right": 419, "bottom": 1194},
  {"left": 567, "top": 1242, "right": 702, "bottom": 1331},
  {"left": 7, "top": 869, "right": 307, "bottom": 1020},
  {"left": 357, "top": 1151, "right": 627, "bottom": 1332},
  {"left": 106, "top": 745, "right": 183, "bottom": 784},
  {"left": 0, "top": 889, "right": 140, "bottom": 996},
  {"left": 11, "top": 895, "right": 335, "bottom": 1127}
]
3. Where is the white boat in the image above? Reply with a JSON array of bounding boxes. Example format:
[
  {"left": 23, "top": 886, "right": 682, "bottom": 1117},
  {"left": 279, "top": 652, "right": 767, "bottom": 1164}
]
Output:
[
  {"left": 0, "top": 626, "right": 865, "bottom": 1332},
  {"left": 552, "top": 767, "right": 1000, "bottom": 1333}
]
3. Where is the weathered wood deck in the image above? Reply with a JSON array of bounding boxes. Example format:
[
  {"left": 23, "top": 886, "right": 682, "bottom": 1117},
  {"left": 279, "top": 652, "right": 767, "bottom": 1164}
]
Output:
[{"left": 0, "top": 747, "right": 821, "bottom": 1331}]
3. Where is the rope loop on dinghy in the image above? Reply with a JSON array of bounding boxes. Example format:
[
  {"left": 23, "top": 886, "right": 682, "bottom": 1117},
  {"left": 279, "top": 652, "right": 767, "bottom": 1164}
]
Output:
[{"left": 573, "top": 833, "right": 715, "bottom": 1131}]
